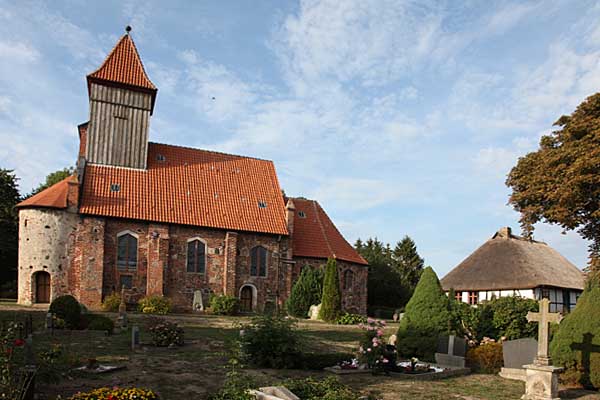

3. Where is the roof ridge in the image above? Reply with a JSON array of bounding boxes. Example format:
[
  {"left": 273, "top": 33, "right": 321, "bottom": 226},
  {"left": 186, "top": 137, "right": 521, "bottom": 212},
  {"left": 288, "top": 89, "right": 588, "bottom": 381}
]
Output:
[
  {"left": 149, "top": 141, "right": 274, "bottom": 163},
  {"left": 312, "top": 200, "right": 335, "bottom": 257}
]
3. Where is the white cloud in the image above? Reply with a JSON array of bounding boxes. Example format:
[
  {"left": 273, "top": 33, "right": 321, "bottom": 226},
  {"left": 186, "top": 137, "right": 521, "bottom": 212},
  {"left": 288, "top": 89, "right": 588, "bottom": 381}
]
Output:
[{"left": 0, "top": 41, "right": 40, "bottom": 63}]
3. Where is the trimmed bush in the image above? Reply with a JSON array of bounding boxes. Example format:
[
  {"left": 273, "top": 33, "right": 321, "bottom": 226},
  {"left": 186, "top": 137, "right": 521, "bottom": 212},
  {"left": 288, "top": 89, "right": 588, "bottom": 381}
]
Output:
[
  {"left": 101, "top": 292, "right": 121, "bottom": 312},
  {"left": 286, "top": 266, "right": 323, "bottom": 318},
  {"left": 239, "top": 314, "right": 303, "bottom": 368},
  {"left": 49, "top": 295, "right": 81, "bottom": 329},
  {"left": 210, "top": 294, "right": 239, "bottom": 315},
  {"left": 148, "top": 318, "right": 184, "bottom": 347},
  {"left": 466, "top": 342, "right": 504, "bottom": 374},
  {"left": 138, "top": 295, "right": 172, "bottom": 315},
  {"left": 396, "top": 267, "right": 451, "bottom": 361},
  {"left": 83, "top": 314, "right": 115, "bottom": 333},
  {"left": 319, "top": 258, "right": 342, "bottom": 322},
  {"left": 550, "top": 281, "right": 600, "bottom": 389},
  {"left": 489, "top": 296, "right": 538, "bottom": 340},
  {"left": 336, "top": 313, "right": 367, "bottom": 325}
]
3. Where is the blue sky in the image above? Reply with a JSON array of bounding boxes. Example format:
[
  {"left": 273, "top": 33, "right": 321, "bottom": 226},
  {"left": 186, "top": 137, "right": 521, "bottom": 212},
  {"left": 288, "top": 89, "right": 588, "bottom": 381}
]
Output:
[{"left": 0, "top": 0, "right": 598, "bottom": 276}]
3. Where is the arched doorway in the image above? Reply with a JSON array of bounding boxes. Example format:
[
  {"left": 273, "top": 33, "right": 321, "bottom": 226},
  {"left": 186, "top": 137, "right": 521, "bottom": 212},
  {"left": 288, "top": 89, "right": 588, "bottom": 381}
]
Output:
[
  {"left": 35, "top": 271, "right": 51, "bottom": 303},
  {"left": 239, "top": 285, "right": 256, "bottom": 313}
]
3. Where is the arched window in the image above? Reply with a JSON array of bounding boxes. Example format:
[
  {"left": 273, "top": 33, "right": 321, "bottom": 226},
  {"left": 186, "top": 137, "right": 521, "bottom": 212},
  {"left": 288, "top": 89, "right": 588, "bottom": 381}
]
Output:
[
  {"left": 187, "top": 239, "right": 206, "bottom": 273},
  {"left": 117, "top": 232, "right": 138, "bottom": 269},
  {"left": 343, "top": 269, "right": 354, "bottom": 290},
  {"left": 250, "top": 246, "right": 267, "bottom": 277}
]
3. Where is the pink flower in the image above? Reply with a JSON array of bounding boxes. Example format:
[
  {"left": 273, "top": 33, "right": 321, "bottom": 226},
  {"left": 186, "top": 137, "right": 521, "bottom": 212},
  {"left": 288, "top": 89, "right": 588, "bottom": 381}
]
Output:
[
  {"left": 367, "top": 318, "right": 374, "bottom": 324},
  {"left": 381, "top": 320, "right": 387, "bottom": 326},
  {"left": 376, "top": 329, "right": 384, "bottom": 337},
  {"left": 373, "top": 342, "right": 378, "bottom": 347},
  {"left": 367, "top": 348, "right": 372, "bottom": 352},
  {"left": 13, "top": 339, "right": 24, "bottom": 347},
  {"left": 382, "top": 358, "right": 389, "bottom": 363}
]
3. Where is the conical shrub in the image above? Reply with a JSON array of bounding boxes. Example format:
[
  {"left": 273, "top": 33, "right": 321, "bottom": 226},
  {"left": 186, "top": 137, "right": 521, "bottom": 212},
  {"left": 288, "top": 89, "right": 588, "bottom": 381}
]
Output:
[
  {"left": 396, "top": 266, "right": 451, "bottom": 361},
  {"left": 286, "top": 266, "right": 323, "bottom": 318},
  {"left": 318, "top": 258, "right": 342, "bottom": 322}
]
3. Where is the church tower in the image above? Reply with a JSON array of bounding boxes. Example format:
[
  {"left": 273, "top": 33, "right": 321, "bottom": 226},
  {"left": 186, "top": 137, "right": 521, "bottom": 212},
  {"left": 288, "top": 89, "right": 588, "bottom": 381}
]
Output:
[{"left": 85, "top": 27, "right": 157, "bottom": 169}]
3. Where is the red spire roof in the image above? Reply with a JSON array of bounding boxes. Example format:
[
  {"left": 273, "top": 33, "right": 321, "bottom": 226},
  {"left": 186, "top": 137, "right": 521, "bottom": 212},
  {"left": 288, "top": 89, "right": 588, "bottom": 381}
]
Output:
[
  {"left": 87, "top": 33, "right": 156, "bottom": 91},
  {"left": 291, "top": 198, "right": 368, "bottom": 265}
]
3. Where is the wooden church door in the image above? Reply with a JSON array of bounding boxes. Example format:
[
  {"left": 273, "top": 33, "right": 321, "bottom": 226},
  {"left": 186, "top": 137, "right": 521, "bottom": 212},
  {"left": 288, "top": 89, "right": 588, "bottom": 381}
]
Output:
[
  {"left": 36, "top": 272, "right": 51, "bottom": 303},
  {"left": 240, "top": 286, "right": 253, "bottom": 312}
]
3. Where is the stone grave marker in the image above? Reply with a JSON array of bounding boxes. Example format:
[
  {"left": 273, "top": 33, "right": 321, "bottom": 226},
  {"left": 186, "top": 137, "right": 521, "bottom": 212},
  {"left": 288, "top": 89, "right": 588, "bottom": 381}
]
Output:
[
  {"left": 192, "top": 290, "right": 204, "bottom": 311},
  {"left": 131, "top": 325, "right": 140, "bottom": 350},
  {"left": 522, "top": 298, "right": 563, "bottom": 400},
  {"left": 499, "top": 338, "right": 537, "bottom": 381},
  {"left": 308, "top": 304, "right": 321, "bottom": 320},
  {"left": 435, "top": 335, "right": 466, "bottom": 367}
]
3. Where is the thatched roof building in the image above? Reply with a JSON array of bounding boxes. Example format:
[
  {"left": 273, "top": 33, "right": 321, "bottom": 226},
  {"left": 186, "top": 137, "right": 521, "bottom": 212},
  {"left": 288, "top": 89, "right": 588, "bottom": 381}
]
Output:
[{"left": 441, "top": 227, "right": 585, "bottom": 311}]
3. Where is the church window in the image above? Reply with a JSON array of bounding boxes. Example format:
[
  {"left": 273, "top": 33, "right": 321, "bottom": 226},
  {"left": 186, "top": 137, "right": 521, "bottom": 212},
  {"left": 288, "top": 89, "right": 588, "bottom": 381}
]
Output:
[
  {"left": 110, "top": 184, "right": 120, "bottom": 192},
  {"left": 343, "top": 269, "right": 354, "bottom": 290},
  {"left": 117, "top": 232, "right": 137, "bottom": 270},
  {"left": 455, "top": 291, "right": 463, "bottom": 302},
  {"left": 468, "top": 291, "right": 478, "bottom": 305},
  {"left": 187, "top": 239, "right": 206, "bottom": 274},
  {"left": 298, "top": 211, "right": 306, "bottom": 218},
  {"left": 250, "top": 246, "right": 267, "bottom": 277}
]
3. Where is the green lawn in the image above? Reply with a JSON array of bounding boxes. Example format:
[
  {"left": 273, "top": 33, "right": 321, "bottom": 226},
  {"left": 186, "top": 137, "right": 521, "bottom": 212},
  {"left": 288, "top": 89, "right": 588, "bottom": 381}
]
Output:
[{"left": 2, "top": 305, "right": 595, "bottom": 399}]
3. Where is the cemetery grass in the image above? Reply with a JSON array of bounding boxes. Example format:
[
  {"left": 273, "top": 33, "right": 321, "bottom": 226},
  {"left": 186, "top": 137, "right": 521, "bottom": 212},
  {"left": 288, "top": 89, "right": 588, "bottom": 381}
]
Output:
[{"left": 0, "top": 306, "right": 576, "bottom": 400}]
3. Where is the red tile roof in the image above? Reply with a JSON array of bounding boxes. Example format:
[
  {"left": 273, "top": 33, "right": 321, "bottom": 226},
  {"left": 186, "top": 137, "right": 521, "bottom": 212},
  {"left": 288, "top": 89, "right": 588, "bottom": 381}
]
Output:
[
  {"left": 291, "top": 198, "right": 368, "bottom": 265},
  {"left": 87, "top": 34, "right": 156, "bottom": 91},
  {"left": 17, "top": 176, "right": 76, "bottom": 209},
  {"left": 78, "top": 143, "right": 289, "bottom": 235}
]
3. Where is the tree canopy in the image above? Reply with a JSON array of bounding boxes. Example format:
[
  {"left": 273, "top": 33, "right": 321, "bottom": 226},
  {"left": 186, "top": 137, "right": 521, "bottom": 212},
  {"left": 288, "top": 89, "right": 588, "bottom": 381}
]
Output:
[
  {"left": 0, "top": 169, "right": 20, "bottom": 289},
  {"left": 507, "top": 92, "right": 600, "bottom": 275},
  {"left": 392, "top": 236, "right": 424, "bottom": 298},
  {"left": 26, "top": 166, "right": 74, "bottom": 198}
]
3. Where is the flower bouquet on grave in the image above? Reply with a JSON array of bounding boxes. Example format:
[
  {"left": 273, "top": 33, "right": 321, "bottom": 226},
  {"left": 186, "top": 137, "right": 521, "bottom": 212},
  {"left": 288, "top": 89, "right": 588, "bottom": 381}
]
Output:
[
  {"left": 357, "top": 318, "right": 387, "bottom": 372},
  {"left": 339, "top": 358, "right": 359, "bottom": 370}
]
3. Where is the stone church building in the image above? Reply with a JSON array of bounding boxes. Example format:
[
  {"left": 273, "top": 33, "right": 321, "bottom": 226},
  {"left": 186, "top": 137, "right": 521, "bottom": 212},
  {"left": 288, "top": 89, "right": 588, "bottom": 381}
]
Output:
[{"left": 16, "top": 31, "right": 368, "bottom": 314}]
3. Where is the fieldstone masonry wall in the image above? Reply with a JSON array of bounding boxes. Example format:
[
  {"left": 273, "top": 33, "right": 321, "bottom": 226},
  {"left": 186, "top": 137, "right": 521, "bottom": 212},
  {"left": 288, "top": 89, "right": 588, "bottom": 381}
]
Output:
[{"left": 17, "top": 208, "right": 79, "bottom": 305}]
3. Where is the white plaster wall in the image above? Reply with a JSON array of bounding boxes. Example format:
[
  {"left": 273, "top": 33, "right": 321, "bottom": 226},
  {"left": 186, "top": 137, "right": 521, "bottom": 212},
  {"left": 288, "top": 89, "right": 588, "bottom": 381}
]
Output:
[{"left": 18, "top": 209, "right": 79, "bottom": 305}]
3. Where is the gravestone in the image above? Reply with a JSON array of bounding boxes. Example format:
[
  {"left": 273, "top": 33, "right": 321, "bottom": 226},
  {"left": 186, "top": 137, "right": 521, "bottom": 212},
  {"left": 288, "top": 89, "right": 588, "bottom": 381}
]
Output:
[
  {"left": 435, "top": 335, "right": 466, "bottom": 367},
  {"left": 131, "top": 325, "right": 140, "bottom": 350},
  {"left": 308, "top": 304, "right": 321, "bottom": 320},
  {"left": 499, "top": 338, "right": 538, "bottom": 381},
  {"left": 522, "top": 298, "right": 563, "bottom": 400},
  {"left": 45, "top": 313, "right": 53, "bottom": 330},
  {"left": 192, "top": 290, "right": 204, "bottom": 311}
]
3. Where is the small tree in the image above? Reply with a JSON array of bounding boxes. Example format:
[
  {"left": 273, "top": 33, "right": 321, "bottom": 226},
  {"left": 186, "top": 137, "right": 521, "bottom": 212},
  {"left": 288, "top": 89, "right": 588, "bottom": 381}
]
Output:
[
  {"left": 318, "top": 258, "right": 342, "bottom": 322},
  {"left": 286, "top": 266, "right": 323, "bottom": 318},
  {"left": 396, "top": 267, "right": 451, "bottom": 360},
  {"left": 0, "top": 169, "right": 20, "bottom": 297}
]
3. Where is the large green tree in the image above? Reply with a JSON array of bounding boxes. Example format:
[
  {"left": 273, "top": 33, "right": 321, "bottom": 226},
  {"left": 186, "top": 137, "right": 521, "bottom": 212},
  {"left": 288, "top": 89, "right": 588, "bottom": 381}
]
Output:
[
  {"left": 391, "top": 235, "right": 424, "bottom": 299},
  {"left": 26, "top": 166, "right": 74, "bottom": 198},
  {"left": 318, "top": 258, "right": 342, "bottom": 322},
  {"left": 0, "top": 169, "right": 20, "bottom": 295},
  {"left": 355, "top": 238, "right": 403, "bottom": 309},
  {"left": 506, "top": 92, "right": 600, "bottom": 276}
]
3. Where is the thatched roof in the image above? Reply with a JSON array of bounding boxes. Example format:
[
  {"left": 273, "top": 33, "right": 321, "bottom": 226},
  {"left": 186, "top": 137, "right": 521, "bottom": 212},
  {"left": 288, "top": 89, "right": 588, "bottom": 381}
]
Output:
[{"left": 441, "top": 227, "right": 585, "bottom": 292}]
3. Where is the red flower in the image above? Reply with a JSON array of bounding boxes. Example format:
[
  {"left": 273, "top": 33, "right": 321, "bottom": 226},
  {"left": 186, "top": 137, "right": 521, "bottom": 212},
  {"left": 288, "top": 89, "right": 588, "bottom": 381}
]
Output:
[
  {"left": 13, "top": 339, "right": 25, "bottom": 347},
  {"left": 107, "top": 395, "right": 116, "bottom": 400}
]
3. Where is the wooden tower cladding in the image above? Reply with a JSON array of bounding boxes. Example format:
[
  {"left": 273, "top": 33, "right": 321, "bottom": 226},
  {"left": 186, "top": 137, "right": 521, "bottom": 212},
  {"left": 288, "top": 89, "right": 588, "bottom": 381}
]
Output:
[
  {"left": 86, "top": 83, "right": 152, "bottom": 169},
  {"left": 84, "top": 31, "right": 157, "bottom": 170}
]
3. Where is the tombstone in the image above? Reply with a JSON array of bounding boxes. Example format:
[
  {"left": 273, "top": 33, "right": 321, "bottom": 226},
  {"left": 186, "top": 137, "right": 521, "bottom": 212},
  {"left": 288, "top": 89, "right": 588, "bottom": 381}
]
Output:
[
  {"left": 117, "top": 286, "right": 128, "bottom": 329},
  {"left": 499, "top": 338, "right": 538, "bottom": 381},
  {"left": 45, "top": 312, "right": 54, "bottom": 331},
  {"left": 522, "top": 298, "right": 563, "bottom": 400},
  {"left": 131, "top": 325, "right": 140, "bottom": 350},
  {"left": 192, "top": 290, "right": 204, "bottom": 312},
  {"left": 308, "top": 304, "right": 321, "bottom": 320},
  {"left": 435, "top": 335, "right": 466, "bottom": 367},
  {"left": 249, "top": 386, "right": 300, "bottom": 400}
]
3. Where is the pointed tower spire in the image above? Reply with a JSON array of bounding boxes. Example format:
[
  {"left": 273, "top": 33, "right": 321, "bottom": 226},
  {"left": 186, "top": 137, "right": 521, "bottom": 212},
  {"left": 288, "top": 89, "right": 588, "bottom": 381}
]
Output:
[{"left": 87, "top": 28, "right": 157, "bottom": 112}]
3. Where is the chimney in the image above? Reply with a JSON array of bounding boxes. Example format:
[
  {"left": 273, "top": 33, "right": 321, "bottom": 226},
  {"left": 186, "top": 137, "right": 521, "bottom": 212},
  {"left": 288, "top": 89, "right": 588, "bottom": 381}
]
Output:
[
  {"left": 498, "top": 226, "right": 512, "bottom": 238},
  {"left": 285, "top": 199, "right": 296, "bottom": 236}
]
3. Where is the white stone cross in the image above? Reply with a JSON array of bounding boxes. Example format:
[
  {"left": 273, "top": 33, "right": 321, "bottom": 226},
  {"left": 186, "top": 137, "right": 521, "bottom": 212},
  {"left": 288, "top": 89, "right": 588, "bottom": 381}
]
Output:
[{"left": 526, "top": 298, "right": 562, "bottom": 366}]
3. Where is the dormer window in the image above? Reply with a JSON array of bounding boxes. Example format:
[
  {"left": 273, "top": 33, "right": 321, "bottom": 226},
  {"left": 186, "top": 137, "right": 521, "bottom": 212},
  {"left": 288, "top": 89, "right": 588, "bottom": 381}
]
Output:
[
  {"left": 298, "top": 211, "right": 306, "bottom": 218},
  {"left": 110, "top": 184, "right": 120, "bottom": 192},
  {"left": 258, "top": 201, "right": 267, "bottom": 209},
  {"left": 156, "top": 154, "right": 166, "bottom": 162}
]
